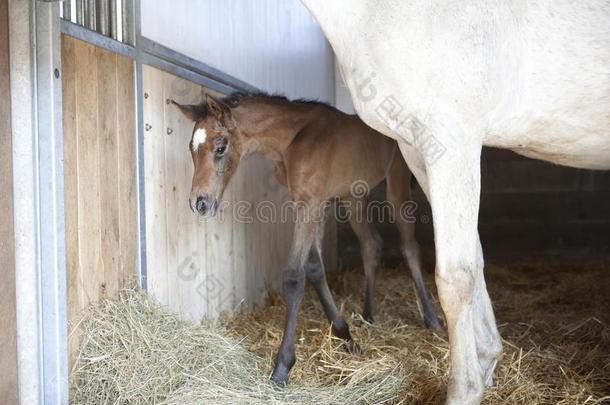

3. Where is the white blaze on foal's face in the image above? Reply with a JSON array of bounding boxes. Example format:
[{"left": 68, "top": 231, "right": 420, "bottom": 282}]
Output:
[{"left": 191, "top": 127, "right": 208, "bottom": 152}]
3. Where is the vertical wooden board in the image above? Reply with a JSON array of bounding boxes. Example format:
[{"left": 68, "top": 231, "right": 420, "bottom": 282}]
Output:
[
  {"left": 62, "top": 38, "right": 138, "bottom": 372},
  {"left": 228, "top": 145, "right": 258, "bottom": 309},
  {"left": 142, "top": 65, "right": 169, "bottom": 307},
  {"left": 163, "top": 73, "right": 198, "bottom": 317},
  {"left": 60, "top": 35, "right": 83, "bottom": 367},
  {"left": 0, "top": 0, "right": 17, "bottom": 400},
  {"left": 116, "top": 56, "right": 137, "bottom": 287},
  {"left": 231, "top": 158, "right": 253, "bottom": 306},
  {"left": 75, "top": 40, "right": 104, "bottom": 305},
  {"left": 180, "top": 80, "right": 209, "bottom": 320},
  {"left": 229, "top": 174, "right": 248, "bottom": 310},
  {"left": 203, "top": 183, "right": 235, "bottom": 317},
  {"left": 241, "top": 156, "right": 268, "bottom": 306},
  {"left": 194, "top": 208, "right": 210, "bottom": 318},
  {"left": 200, "top": 87, "right": 236, "bottom": 315},
  {"left": 96, "top": 47, "right": 121, "bottom": 298},
  {"left": 214, "top": 171, "right": 237, "bottom": 314}
]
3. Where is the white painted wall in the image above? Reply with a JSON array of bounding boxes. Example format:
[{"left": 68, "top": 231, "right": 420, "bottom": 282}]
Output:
[
  {"left": 141, "top": 0, "right": 334, "bottom": 102},
  {"left": 334, "top": 60, "right": 356, "bottom": 114}
]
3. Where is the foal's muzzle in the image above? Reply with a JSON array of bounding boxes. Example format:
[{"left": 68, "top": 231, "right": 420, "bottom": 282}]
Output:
[{"left": 191, "top": 195, "right": 218, "bottom": 217}]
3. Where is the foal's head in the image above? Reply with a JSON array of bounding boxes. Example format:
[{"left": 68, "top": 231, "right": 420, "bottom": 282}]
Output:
[{"left": 172, "top": 95, "right": 242, "bottom": 217}]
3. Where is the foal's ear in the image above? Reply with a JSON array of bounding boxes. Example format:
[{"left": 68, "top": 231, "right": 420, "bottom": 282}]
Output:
[
  {"left": 205, "top": 94, "right": 230, "bottom": 118},
  {"left": 170, "top": 100, "right": 206, "bottom": 122}
]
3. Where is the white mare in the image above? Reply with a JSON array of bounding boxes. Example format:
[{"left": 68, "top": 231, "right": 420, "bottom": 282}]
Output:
[{"left": 301, "top": 1, "right": 610, "bottom": 404}]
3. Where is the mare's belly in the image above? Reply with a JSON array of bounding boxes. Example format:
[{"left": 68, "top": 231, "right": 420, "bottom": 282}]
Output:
[{"left": 485, "top": 116, "right": 610, "bottom": 170}]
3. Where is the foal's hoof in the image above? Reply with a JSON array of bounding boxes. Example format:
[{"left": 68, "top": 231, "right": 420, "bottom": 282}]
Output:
[
  {"left": 424, "top": 315, "right": 443, "bottom": 333},
  {"left": 342, "top": 339, "right": 362, "bottom": 355},
  {"left": 270, "top": 370, "right": 289, "bottom": 387},
  {"left": 362, "top": 312, "right": 375, "bottom": 324}
]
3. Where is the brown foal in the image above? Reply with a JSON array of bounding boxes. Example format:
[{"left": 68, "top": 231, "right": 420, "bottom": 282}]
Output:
[{"left": 172, "top": 93, "right": 441, "bottom": 384}]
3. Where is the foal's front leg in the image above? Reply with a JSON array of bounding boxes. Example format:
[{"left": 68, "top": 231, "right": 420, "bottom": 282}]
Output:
[{"left": 270, "top": 219, "right": 317, "bottom": 385}]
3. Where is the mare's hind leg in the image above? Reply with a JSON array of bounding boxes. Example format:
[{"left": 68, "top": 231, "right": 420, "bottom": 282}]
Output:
[
  {"left": 344, "top": 197, "right": 382, "bottom": 323},
  {"left": 305, "top": 222, "right": 359, "bottom": 353},
  {"left": 386, "top": 153, "right": 442, "bottom": 331}
]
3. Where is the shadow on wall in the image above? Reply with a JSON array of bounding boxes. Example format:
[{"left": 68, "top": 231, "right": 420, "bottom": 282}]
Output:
[{"left": 337, "top": 147, "right": 610, "bottom": 269}]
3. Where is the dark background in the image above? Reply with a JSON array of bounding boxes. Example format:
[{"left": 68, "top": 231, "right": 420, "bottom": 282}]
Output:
[{"left": 335, "top": 147, "right": 610, "bottom": 269}]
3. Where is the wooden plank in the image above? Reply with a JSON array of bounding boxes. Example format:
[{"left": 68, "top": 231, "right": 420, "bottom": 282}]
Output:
[
  {"left": 61, "top": 35, "right": 83, "bottom": 368},
  {"left": 163, "top": 73, "right": 189, "bottom": 316},
  {"left": 62, "top": 37, "right": 138, "bottom": 373},
  {"left": 165, "top": 74, "right": 206, "bottom": 320},
  {"left": 75, "top": 40, "right": 104, "bottom": 307},
  {"left": 242, "top": 156, "right": 268, "bottom": 306},
  {"left": 96, "top": 47, "right": 121, "bottom": 298},
  {"left": 203, "top": 184, "right": 235, "bottom": 317},
  {"left": 116, "top": 55, "right": 137, "bottom": 288},
  {"left": 142, "top": 65, "right": 169, "bottom": 306},
  {"left": 230, "top": 183, "right": 248, "bottom": 311},
  {"left": 0, "top": 0, "right": 18, "bottom": 400}
]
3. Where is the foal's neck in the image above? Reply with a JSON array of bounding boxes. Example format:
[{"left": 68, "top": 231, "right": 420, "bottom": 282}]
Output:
[{"left": 232, "top": 98, "right": 321, "bottom": 161}]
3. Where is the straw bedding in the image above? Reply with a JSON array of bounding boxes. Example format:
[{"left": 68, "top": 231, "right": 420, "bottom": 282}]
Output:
[{"left": 71, "top": 257, "right": 609, "bottom": 404}]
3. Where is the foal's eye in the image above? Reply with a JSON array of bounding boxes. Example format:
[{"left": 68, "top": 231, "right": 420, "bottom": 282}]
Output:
[{"left": 214, "top": 145, "right": 227, "bottom": 157}]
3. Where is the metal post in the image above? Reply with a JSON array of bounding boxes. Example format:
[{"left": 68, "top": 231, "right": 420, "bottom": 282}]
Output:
[
  {"left": 122, "top": 0, "right": 134, "bottom": 45},
  {"left": 62, "top": 0, "right": 71, "bottom": 21},
  {"left": 9, "top": 0, "right": 68, "bottom": 404},
  {"left": 97, "top": 0, "right": 109, "bottom": 35},
  {"left": 75, "top": 0, "right": 84, "bottom": 25},
  {"left": 133, "top": 0, "right": 147, "bottom": 288},
  {"left": 85, "top": 0, "right": 95, "bottom": 31},
  {"left": 134, "top": 58, "right": 147, "bottom": 289},
  {"left": 109, "top": 0, "right": 118, "bottom": 40}
]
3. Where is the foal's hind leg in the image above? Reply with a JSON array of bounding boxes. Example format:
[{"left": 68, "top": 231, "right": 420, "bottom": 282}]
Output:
[
  {"left": 386, "top": 153, "right": 442, "bottom": 331},
  {"left": 305, "top": 223, "right": 358, "bottom": 353},
  {"left": 344, "top": 197, "right": 382, "bottom": 323}
]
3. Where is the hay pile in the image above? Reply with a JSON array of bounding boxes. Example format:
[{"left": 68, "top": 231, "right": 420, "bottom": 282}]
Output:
[
  {"left": 70, "top": 290, "right": 402, "bottom": 404},
  {"left": 223, "top": 257, "right": 610, "bottom": 404},
  {"left": 71, "top": 257, "right": 610, "bottom": 404}
]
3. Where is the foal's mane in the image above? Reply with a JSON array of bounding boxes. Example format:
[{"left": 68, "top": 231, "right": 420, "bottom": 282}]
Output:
[{"left": 220, "top": 91, "right": 340, "bottom": 113}]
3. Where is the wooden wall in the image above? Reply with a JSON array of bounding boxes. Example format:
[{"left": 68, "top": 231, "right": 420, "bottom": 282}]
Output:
[
  {"left": 143, "top": 65, "right": 304, "bottom": 320},
  {"left": 0, "top": 0, "right": 18, "bottom": 402},
  {"left": 61, "top": 35, "right": 138, "bottom": 353},
  {"left": 61, "top": 37, "right": 335, "bottom": 329}
]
